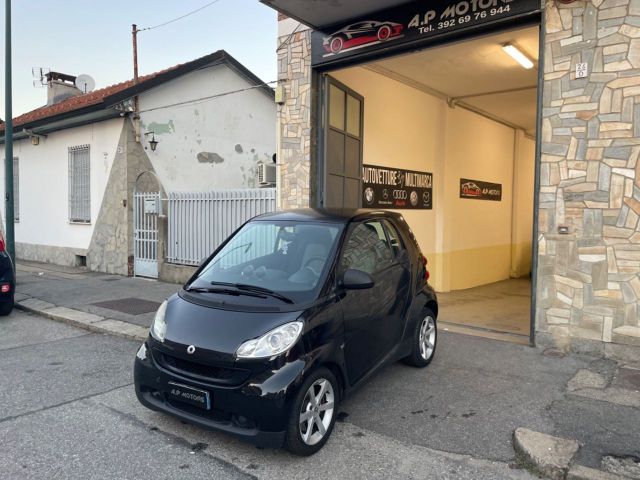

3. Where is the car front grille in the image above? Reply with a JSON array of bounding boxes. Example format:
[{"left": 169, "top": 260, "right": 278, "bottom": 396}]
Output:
[{"left": 152, "top": 349, "right": 250, "bottom": 386}]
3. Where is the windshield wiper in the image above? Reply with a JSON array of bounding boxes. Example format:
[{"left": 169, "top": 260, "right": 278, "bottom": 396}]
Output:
[
  {"left": 210, "top": 282, "right": 295, "bottom": 304},
  {"left": 185, "top": 286, "right": 266, "bottom": 299}
]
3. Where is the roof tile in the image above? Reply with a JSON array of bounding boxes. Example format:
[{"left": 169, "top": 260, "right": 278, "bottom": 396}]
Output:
[{"left": 1, "top": 62, "right": 185, "bottom": 131}]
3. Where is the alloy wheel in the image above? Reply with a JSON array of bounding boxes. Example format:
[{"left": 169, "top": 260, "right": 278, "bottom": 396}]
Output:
[
  {"left": 299, "top": 378, "right": 335, "bottom": 446},
  {"left": 419, "top": 316, "right": 436, "bottom": 360}
]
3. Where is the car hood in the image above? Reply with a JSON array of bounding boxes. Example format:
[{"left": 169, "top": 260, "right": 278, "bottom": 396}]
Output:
[{"left": 160, "top": 293, "right": 303, "bottom": 363}]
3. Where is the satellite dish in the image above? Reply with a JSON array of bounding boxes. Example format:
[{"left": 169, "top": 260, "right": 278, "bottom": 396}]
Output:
[{"left": 75, "top": 74, "right": 96, "bottom": 93}]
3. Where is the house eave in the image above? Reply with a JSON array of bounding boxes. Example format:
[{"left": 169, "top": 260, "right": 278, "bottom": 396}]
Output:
[{"left": 0, "top": 108, "right": 123, "bottom": 144}]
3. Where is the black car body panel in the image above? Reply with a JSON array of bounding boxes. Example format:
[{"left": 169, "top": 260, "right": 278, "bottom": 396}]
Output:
[
  {"left": 0, "top": 251, "right": 15, "bottom": 305},
  {"left": 134, "top": 208, "right": 437, "bottom": 447},
  {"left": 161, "top": 294, "right": 303, "bottom": 360}
]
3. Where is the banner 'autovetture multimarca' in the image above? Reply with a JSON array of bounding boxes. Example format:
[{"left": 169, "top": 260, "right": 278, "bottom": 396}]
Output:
[{"left": 363, "top": 164, "right": 433, "bottom": 209}]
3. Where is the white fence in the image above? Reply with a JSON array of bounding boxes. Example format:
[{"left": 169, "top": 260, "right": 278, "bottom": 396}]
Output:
[{"left": 167, "top": 189, "right": 276, "bottom": 266}]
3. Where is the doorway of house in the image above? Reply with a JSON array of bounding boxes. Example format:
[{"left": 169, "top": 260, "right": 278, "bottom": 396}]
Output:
[{"left": 321, "top": 25, "right": 540, "bottom": 343}]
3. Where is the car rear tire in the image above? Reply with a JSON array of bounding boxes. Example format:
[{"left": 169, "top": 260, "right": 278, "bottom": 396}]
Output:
[
  {"left": 284, "top": 367, "right": 339, "bottom": 456},
  {"left": 402, "top": 308, "right": 437, "bottom": 367},
  {"left": 0, "top": 296, "right": 14, "bottom": 316}
]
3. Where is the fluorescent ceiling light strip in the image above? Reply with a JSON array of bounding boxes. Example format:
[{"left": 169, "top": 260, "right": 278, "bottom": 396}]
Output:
[{"left": 502, "top": 44, "right": 534, "bottom": 69}]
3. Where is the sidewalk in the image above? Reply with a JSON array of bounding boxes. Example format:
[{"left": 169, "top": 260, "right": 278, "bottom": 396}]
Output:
[
  {"left": 13, "top": 261, "right": 640, "bottom": 480},
  {"left": 15, "top": 261, "right": 181, "bottom": 340}
]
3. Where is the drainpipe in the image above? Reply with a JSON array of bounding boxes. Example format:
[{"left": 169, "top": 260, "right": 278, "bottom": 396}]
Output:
[
  {"left": 4, "top": 0, "right": 15, "bottom": 265},
  {"left": 275, "top": 87, "right": 282, "bottom": 210},
  {"left": 132, "top": 24, "right": 141, "bottom": 143}
]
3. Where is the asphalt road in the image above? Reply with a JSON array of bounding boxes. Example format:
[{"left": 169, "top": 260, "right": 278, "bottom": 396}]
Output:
[{"left": 1, "top": 311, "right": 541, "bottom": 479}]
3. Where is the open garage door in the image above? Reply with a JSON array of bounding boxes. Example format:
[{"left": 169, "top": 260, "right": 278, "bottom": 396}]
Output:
[{"left": 319, "top": 25, "right": 540, "bottom": 344}]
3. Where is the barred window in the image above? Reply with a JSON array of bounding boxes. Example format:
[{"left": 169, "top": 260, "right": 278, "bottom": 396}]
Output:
[{"left": 68, "top": 145, "right": 91, "bottom": 223}]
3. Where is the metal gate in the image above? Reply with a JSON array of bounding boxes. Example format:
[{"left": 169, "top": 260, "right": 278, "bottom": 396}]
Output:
[{"left": 134, "top": 191, "right": 161, "bottom": 278}]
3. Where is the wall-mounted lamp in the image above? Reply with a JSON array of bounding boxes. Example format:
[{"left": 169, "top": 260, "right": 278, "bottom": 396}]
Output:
[
  {"left": 502, "top": 44, "right": 534, "bottom": 69},
  {"left": 144, "top": 131, "right": 159, "bottom": 152},
  {"left": 24, "top": 129, "right": 47, "bottom": 146}
]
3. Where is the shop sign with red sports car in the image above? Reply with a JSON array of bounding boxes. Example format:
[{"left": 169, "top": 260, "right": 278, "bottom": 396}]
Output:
[
  {"left": 459, "top": 178, "right": 502, "bottom": 201},
  {"left": 311, "top": 0, "right": 541, "bottom": 66},
  {"left": 322, "top": 21, "right": 405, "bottom": 55}
]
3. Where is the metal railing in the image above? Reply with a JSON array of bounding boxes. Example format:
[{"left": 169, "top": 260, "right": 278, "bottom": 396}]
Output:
[{"left": 167, "top": 189, "right": 276, "bottom": 266}]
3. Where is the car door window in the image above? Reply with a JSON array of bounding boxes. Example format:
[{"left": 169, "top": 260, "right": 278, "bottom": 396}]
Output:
[
  {"left": 340, "top": 221, "right": 394, "bottom": 275},
  {"left": 383, "top": 220, "right": 404, "bottom": 257}
]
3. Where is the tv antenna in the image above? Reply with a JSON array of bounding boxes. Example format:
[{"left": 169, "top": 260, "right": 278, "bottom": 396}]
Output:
[{"left": 31, "top": 67, "right": 49, "bottom": 88}]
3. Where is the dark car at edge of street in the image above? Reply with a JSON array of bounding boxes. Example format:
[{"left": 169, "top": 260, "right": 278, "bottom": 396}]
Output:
[
  {"left": 134, "top": 208, "right": 438, "bottom": 455},
  {"left": 0, "top": 232, "right": 15, "bottom": 316}
]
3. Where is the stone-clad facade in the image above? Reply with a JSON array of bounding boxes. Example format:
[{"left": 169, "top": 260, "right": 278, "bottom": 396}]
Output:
[
  {"left": 277, "top": 24, "right": 313, "bottom": 210},
  {"left": 537, "top": 0, "right": 640, "bottom": 358},
  {"left": 276, "top": 1, "right": 640, "bottom": 359}
]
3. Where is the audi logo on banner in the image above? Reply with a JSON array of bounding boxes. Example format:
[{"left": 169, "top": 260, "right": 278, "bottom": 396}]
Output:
[{"left": 393, "top": 190, "right": 408, "bottom": 200}]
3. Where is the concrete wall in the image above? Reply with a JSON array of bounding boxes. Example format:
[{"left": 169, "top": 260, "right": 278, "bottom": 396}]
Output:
[
  {"left": 443, "top": 106, "right": 518, "bottom": 291},
  {"left": 331, "top": 67, "right": 533, "bottom": 292},
  {"left": 139, "top": 64, "right": 276, "bottom": 193},
  {"left": 1, "top": 118, "right": 124, "bottom": 264}
]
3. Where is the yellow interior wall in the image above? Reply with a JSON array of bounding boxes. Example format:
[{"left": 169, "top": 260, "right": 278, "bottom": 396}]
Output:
[
  {"left": 330, "top": 66, "right": 535, "bottom": 293},
  {"left": 442, "top": 107, "right": 515, "bottom": 291},
  {"left": 512, "top": 131, "right": 535, "bottom": 279},
  {"left": 330, "top": 68, "right": 444, "bottom": 261}
]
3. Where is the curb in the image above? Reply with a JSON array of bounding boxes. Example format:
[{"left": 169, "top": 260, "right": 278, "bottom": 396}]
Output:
[
  {"left": 15, "top": 296, "right": 148, "bottom": 343},
  {"left": 513, "top": 428, "right": 628, "bottom": 480}
]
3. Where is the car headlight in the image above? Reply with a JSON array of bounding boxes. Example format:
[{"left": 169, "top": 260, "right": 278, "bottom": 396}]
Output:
[
  {"left": 150, "top": 300, "right": 167, "bottom": 342},
  {"left": 236, "top": 321, "right": 303, "bottom": 359}
]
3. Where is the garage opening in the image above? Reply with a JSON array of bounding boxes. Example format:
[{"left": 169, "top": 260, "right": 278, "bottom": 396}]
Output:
[{"left": 322, "top": 25, "right": 540, "bottom": 344}]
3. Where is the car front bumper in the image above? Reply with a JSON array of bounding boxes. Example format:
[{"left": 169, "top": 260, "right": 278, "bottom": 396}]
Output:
[{"left": 134, "top": 341, "right": 306, "bottom": 448}]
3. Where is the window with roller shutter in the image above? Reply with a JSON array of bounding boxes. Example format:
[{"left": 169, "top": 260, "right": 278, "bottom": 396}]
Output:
[{"left": 68, "top": 145, "right": 91, "bottom": 223}]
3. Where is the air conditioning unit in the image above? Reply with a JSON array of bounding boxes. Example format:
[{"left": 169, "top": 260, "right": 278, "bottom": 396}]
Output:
[{"left": 257, "top": 161, "right": 276, "bottom": 186}]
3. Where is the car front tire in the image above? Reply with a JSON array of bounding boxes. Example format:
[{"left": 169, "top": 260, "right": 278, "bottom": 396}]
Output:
[
  {"left": 284, "top": 367, "right": 339, "bottom": 456},
  {"left": 402, "top": 308, "right": 437, "bottom": 367}
]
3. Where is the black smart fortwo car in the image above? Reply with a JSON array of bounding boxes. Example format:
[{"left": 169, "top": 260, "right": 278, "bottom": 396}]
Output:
[{"left": 134, "top": 209, "right": 438, "bottom": 455}]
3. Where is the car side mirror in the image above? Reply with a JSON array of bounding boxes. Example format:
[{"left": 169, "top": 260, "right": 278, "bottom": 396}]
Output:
[{"left": 342, "top": 269, "right": 375, "bottom": 290}]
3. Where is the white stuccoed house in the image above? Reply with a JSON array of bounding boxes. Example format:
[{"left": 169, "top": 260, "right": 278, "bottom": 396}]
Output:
[{"left": 0, "top": 51, "right": 277, "bottom": 281}]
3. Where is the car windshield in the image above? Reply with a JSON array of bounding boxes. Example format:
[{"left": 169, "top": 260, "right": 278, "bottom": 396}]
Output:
[{"left": 190, "top": 220, "right": 343, "bottom": 304}]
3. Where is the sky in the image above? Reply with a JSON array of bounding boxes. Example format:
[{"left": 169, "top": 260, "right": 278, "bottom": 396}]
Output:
[{"left": 0, "top": 0, "right": 277, "bottom": 117}]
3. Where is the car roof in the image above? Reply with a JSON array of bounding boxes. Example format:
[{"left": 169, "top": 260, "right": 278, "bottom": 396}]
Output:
[{"left": 252, "top": 208, "right": 403, "bottom": 224}]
